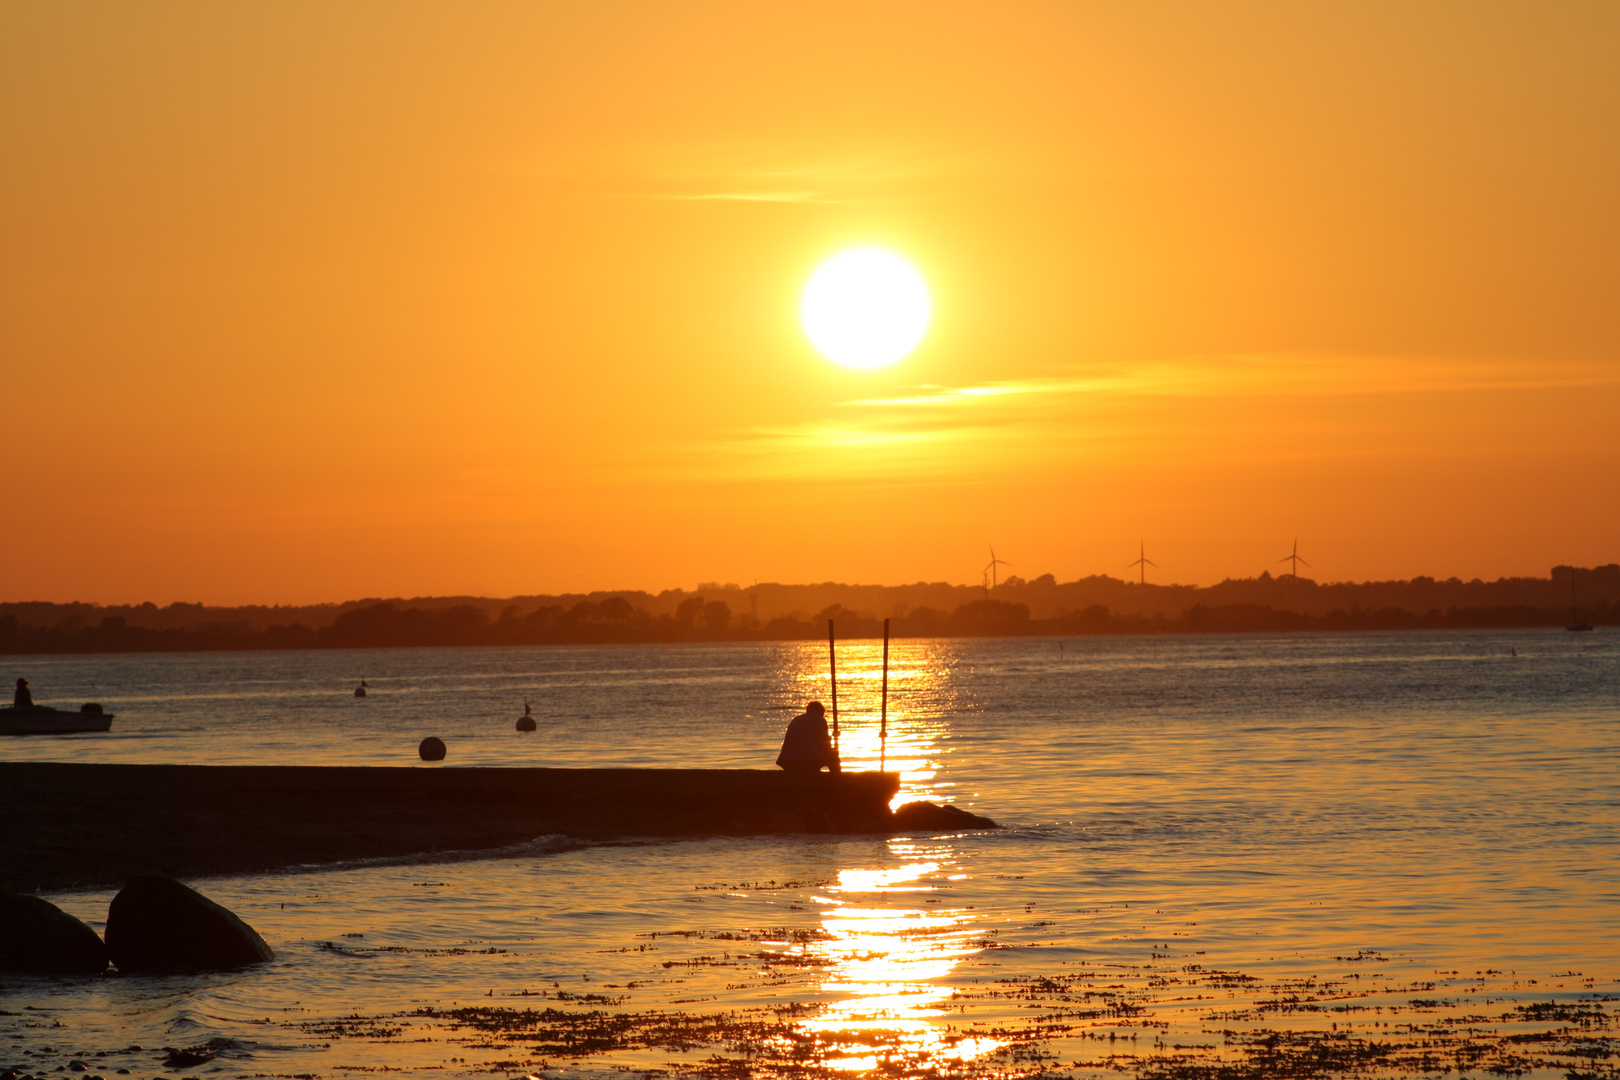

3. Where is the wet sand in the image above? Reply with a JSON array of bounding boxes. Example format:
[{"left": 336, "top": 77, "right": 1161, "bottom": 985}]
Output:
[{"left": 0, "top": 763, "right": 899, "bottom": 892}]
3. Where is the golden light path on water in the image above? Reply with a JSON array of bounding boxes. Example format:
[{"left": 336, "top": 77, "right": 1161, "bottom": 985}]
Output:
[
  {"left": 772, "top": 639, "right": 1006, "bottom": 1070},
  {"left": 797, "top": 857, "right": 1005, "bottom": 1072}
]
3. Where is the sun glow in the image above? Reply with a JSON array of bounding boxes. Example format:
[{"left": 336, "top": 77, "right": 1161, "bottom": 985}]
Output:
[{"left": 801, "top": 248, "right": 931, "bottom": 369}]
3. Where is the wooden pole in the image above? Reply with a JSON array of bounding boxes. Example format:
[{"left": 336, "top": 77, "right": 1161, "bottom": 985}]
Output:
[
  {"left": 827, "top": 618, "right": 839, "bottom": 754},
  {"left": 880, "top": 618, "right": 890, "bottom": 771}
]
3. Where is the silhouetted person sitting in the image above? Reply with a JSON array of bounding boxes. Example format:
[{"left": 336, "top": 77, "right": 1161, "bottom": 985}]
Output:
[
  {"left": 13, "top": 678, "right": 33, "bottom": 708},
  {"left": 776, "top": 700, "right": 840, "bottom": 773}
]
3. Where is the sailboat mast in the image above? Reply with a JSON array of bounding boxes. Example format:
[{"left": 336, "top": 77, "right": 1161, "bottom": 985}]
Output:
[
  {"left": 879, "top": 618, "right": 890, "bottom": 772},
  {"left": 827, "top": 619, "right": 839, "bottom": 754}
]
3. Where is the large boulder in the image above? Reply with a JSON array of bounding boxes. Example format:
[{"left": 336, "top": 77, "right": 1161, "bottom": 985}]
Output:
[
  {"left": 890, "top": 801, "right": 999, "bottom": 832},
  {"left": 105, "top": 875, "right": 274, "bottom": 972},
  {"left": 0, "top": 893, "right": 109, "bottom": 974}
]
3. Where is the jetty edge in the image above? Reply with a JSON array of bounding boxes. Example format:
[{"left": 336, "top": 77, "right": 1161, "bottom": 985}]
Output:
[{"left": 0, "top": 763, "right": 993, "bottom": 893}]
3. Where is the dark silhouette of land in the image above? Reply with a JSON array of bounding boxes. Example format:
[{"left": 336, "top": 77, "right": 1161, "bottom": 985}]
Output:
[{"left": 2, "top": 565, "right": 1615, "bottom": 655}]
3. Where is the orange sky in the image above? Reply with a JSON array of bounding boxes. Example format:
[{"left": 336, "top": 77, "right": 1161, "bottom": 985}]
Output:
[{"left": 4, "top": 2, "right": 1617, "bottom": 605}]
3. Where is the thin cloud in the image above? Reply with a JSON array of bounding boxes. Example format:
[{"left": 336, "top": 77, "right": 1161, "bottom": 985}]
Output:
[
  {"left": 843, "top": 354, "right": 1620, "bottom": 412},
  {"left": 479, "top": 139, "right": 994, "bottom": 205},
  {"left": 620, "top": 353, "right": 1620, "bottom": 487},
  {"left": 604, "top": 140, "right": 987, "bottom": 204},
  {"left": 667, "top": 190, "right": 829, "bottom": 203}
]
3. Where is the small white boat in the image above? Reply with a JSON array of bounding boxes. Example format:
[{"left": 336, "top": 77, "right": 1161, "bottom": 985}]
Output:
[{"left": 0, "top": 703, "right": 115, "bottom": 735}]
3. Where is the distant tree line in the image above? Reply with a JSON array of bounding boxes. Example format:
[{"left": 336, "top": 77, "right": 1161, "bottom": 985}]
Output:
[{"left": 1, "top": 593, "right": 1614, "bottom": 655}]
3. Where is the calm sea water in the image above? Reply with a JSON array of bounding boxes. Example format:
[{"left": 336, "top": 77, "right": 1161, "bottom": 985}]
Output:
[{"left": 3, "top": 631, "right": 1617, "bottom": 1079}]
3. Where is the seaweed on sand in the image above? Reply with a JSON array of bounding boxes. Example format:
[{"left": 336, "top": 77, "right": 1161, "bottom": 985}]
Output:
[
  {"left": 417, "top": 1005, "right": 793, "bottom": 1056},
  {"left": 266, "top": 933, "right": 1620, "bottom": 1080},
  {"left": 413, "top": 1004, "right": 1052, "bottom": 1079}
]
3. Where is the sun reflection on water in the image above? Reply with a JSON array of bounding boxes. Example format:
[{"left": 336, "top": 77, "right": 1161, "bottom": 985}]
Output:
[
  {"left": 781, "top": 853, "right": 1005, "bottom": 1072},
  {"left": 787, "top": 639, "right": 967, "bottom": 809}
]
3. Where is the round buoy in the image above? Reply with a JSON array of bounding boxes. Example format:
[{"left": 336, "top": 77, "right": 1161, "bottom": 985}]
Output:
[
  {"left": 418, "top": 736, "right": 446, "bottom": 761},
  {"left": 516, "top": 715, "right": 536, "bottom": 732}
]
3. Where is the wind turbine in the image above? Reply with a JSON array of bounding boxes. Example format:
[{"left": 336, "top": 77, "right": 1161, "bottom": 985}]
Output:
[
  {"left": 984, "top": 545, "right": 1013, "bottom": 592},
  {"left": 1277, "top": 538, "right": 1310, "bottom": 578},
  {"left": 1126, "top": 540, "right": 1158, "bottom": 585}
]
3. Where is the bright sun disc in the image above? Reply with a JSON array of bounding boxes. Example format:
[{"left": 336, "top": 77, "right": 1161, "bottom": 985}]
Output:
[{"left": 801, "top": 248, "right": 931, "bottom": 369}]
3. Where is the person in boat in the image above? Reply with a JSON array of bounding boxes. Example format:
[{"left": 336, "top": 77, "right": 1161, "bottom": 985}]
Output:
[
  {"left": 776, "top": 701, "right": 840, "bottom": 773},
  {"left": 13, "top": 678, "right": 33, "bottom": 708}
]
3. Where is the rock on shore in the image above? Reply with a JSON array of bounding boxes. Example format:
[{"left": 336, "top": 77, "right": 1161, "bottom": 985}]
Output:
[
  {"left": 0, "top": 893, "right": 108, "bottom": 974},
  {"left": 890, "top": 801, "right": 999, "bottom": 832},
  {"left": 105, "top": 875, "right": 274, "bottom": 972}
]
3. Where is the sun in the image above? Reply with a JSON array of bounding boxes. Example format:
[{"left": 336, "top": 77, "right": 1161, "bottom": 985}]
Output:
[{"left": 800, "top": 248, "right": 931, "bottom": 369}]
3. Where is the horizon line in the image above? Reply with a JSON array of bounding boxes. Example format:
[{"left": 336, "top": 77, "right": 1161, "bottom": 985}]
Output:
[{"left": 5, "top": 562, "right": 1613, "bottom": 611}]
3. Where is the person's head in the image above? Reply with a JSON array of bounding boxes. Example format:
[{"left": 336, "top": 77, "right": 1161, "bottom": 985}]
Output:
[
  {"left": 806, "top": 700, "right": 825, "bottom": 716},
  {"left": 15, "top": 678, "right": 26, "bottom": 688}
]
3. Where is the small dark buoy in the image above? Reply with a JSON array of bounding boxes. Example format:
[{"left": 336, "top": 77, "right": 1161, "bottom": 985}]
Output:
[
  {"left": 418, "top": 736, "right": 446, "bottom": 761},
  {"left": 355, "top": 678, "right": 368, "bottom": 698},
  {"left": 516, "top": 699, "right": 536, "bottom": 732}
]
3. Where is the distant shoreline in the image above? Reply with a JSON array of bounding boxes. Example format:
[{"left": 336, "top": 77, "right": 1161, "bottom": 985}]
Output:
[
  {"left": 5, "top": 564, "right": 1614, "bottom": 655},
  {"left": 0, "top": 602, "right": 1610, "bottom": 656}
]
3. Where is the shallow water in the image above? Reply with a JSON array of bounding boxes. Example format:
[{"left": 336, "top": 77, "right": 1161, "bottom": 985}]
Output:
[{"left": 3, "top": 630, "right": 1617, "bottom": 1078}]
